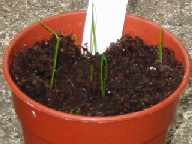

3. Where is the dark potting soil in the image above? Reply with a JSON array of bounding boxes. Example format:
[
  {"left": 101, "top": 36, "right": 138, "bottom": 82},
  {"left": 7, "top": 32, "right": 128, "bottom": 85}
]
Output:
[{"left": 11, "top": 34, "right": 184, "bottom": 116}]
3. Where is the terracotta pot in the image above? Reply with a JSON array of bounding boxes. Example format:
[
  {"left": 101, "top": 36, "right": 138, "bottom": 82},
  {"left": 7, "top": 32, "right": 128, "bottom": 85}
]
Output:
[{"left": 3, "top": 11, "right": 191, "bottom": 144}]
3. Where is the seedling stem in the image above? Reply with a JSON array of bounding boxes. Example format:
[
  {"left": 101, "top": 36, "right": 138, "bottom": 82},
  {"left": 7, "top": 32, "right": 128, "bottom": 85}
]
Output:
[
  {"left": 158, "top": 27, "right": 164, "bottom": 63},
  {"left": 39, "top": 22, "right": 61, "bottom": 89},
  {"left": 100, "top": 54, "right": 108, "bottom": 97}
]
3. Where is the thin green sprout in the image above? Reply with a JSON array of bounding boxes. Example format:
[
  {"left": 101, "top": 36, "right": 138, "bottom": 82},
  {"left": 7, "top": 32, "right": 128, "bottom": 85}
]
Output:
[
  {"left": 89, "top": 3, "right": 97, "bottom": 81},
  {"left": 91, "top": 3, "right": 98, "bottom": 54},
  {"left": 158, "top": 27, "right": 164, "bottom": 63},
  {"left": 100, "top": 54, "right": 108, "bottom": 97},
  {"left": 39, "top": 22, "right": 61, "bottom": 89}
]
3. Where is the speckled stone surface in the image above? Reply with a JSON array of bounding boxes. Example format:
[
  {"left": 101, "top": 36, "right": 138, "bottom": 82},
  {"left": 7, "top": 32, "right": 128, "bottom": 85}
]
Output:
[{"left": 0, "top": 0, "right": 191, "bottom": 144}]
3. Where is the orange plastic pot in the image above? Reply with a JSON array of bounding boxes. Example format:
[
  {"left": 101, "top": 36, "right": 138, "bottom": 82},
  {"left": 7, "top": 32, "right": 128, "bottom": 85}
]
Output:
[{"left": 3, "top": 11, "right": 191, "bottom": 144}]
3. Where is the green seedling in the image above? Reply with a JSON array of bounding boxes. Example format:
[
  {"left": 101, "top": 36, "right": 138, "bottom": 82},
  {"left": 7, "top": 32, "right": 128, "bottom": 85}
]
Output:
[
  {"left": 100, "top": 54, "right": 108, "bottom": 97},
  {"left": 91, "top": 3, "right": 98, "bottom": 54},
  {"left": 158, "top": 27, "right": 164, "bottom": 63},
  {"left": 89, "top": 3, "right": 98, "bottom": 81},
  {"left": 39, "top": 22, "right": 61, "bottom": 89}
]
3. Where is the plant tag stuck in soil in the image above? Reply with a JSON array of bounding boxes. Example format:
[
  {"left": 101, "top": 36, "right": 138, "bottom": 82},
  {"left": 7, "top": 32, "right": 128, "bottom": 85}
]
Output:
[{"left": 83, "top": 0, "right": 128, "bottom": 54}]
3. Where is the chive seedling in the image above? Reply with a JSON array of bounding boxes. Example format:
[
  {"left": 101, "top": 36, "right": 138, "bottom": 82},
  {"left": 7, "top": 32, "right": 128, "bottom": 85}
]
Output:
[
  {"left": 89, "top": 2, "right": 98, "bottom": 81},
  {"left": 83, "top": 0, "right": 128, "bottom": 54},
  {"left": 91, "top": 2, "right": 98, "bottom": 54},
  {"left": 39, "top": 22, "right": 61, "bottom": 89},
  {"left": 158, "top": 27, "right": 164, "bottom": 63},
  {"left": 100, "top": 54, "right": 108, "bottom": 97}
]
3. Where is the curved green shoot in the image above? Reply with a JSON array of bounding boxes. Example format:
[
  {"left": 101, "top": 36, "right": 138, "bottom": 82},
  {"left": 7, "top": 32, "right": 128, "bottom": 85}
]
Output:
[
  {"left": 39, "top": 22, "right": 61, "bottom": 89},
  {"left": 91, "top": 2, "right": 98, "bottom": 54},
  {"left": 100, "top": 54, "right": 108, "bottom": 97},
  {"left": 158, "top": 27, "right": 164, "bottom": 63},
  {"left": 89, "top": 3, "right": 97, "bottom": 82}
]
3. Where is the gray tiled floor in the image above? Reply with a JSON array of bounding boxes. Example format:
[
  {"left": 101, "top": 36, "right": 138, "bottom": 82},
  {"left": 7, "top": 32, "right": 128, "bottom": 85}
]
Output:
[{"left": 0, "top": 0, "right": 191, "bottom": 143}]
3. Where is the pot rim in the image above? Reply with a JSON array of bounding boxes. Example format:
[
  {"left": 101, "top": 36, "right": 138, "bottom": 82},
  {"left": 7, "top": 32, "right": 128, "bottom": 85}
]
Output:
[{"left": 3, "top": 11, "right": 191, "bottom": 123}]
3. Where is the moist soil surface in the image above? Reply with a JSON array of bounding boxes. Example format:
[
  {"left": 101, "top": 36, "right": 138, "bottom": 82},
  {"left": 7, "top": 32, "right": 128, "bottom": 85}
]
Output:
[{"left": 11, "top": 34, "right": 184, "bottom": 116}]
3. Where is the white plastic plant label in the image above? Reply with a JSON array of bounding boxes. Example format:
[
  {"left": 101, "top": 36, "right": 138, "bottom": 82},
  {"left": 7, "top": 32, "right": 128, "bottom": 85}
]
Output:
[{"left": 82, "top": 0, "right": 128, "bottom": 54}]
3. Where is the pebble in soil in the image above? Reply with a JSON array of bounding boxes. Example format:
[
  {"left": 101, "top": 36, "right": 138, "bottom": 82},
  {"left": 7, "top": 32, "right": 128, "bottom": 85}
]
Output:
[{"left": 11, "top": 34, "right": 184, "bottom": 116}]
